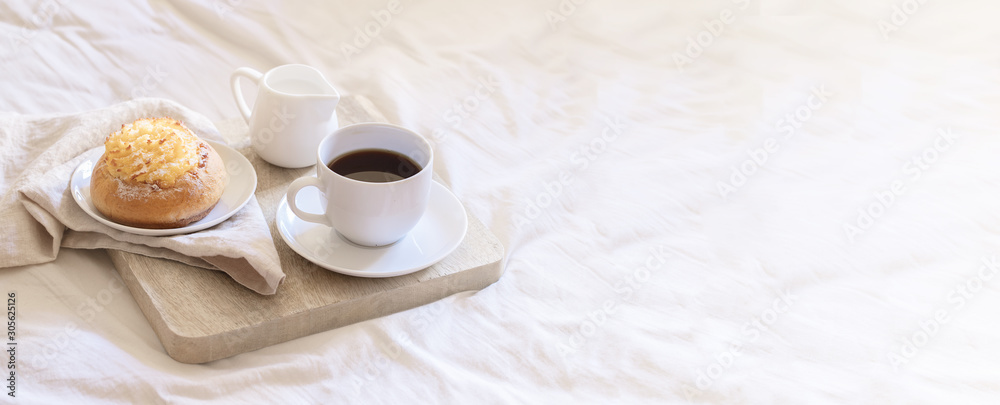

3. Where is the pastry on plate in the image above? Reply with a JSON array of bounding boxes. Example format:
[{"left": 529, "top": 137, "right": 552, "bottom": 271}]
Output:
[{"left": 91, "top": 117, "right": 227, "bottom": 229}]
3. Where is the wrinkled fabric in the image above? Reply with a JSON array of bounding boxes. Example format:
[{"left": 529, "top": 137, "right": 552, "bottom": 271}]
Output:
[
  {"left": 1, "top": 0, "right": 999, "bottom": 403},
  {"left": 1, "top": 99, "right": 284, "bottom": 295}
]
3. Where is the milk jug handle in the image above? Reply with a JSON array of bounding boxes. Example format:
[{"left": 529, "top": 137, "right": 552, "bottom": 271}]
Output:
[{"left": 230, "top": 67, "right": 264, "bottom": 123}]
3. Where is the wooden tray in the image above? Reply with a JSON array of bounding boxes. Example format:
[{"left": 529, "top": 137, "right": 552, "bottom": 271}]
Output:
[{"left": 108, "top": 95, "right": 504, "bottom": 363}]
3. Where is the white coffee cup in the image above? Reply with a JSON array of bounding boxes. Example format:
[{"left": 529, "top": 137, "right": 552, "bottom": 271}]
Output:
[
  {"left": 285, "top": 123, "right": 434, "bottom": 247},
  {"left": 230, "top": 64, "right": 340, "bottom": 168}
]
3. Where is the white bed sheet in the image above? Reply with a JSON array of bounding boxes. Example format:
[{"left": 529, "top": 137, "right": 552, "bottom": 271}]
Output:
[{"left": 3, "top": 0, "right": 1000, "bottom": 403}]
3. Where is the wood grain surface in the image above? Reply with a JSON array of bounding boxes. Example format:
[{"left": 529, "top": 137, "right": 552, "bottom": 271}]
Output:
[{"left": 108, "top": 95, "right": 504, "bottom": 364}]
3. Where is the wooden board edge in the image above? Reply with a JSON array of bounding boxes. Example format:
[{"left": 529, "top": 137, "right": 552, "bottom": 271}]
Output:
[
  {"left": 163, "top": 253, "right": 505, "bottom": 363},
  {"left": 108, "top": 199, "right": 507, "bottom": 363},
  {"left": 107, "top": 250, "right": 175, "bottom": 356}
]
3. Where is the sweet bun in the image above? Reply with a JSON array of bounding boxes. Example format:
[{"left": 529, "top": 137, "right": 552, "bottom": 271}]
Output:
[{"left": 91, "top": 117, "right": 227, "bottom": 229}]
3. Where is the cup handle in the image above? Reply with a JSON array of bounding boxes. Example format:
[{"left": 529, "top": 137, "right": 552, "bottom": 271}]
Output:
[
  {"left": 286, "top": 176, "right": 332, "bottom": 226},
  {"left": 230, "top": 67, "right": 264, "bottom": 123}
]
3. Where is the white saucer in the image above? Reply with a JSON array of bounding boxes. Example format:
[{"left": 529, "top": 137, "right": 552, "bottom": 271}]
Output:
[
  {"left": 69, "top": 140, "right": 258, "bottom": 236},
  {"left": 276, "top": 181, "right": 468, "bottom": 278}
]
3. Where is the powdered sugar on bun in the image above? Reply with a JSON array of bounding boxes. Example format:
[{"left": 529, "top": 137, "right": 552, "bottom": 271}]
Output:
[{"left": 91, "top": 118, "right": 227, "bottom": 229}]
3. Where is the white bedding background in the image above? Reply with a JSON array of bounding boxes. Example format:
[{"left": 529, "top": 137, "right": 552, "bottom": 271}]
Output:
[{"left": 3, "top": 0, "right": 1000, "bottom": 403}]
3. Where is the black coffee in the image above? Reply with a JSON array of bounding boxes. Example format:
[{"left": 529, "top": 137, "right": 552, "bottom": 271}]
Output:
[{"left": 327, "top": 149, "right": 422, "bottom": 183}]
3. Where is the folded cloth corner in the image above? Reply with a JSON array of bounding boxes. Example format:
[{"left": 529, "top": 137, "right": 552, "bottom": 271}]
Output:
[{"left": 0, "top": 98, "right": 285, "bottom": 295}]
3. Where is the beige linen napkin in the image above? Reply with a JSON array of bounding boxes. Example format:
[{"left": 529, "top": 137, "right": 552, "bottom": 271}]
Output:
[{"left": 0, "top": 98, "right": 285, "bottom": 295}]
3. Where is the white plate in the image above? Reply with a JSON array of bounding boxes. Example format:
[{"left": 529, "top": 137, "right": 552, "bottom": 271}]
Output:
[
  {"left": 70, "top": 140, "right": 257, "bottom": 236},
  {"left": 276, "top": 181, "right": 468, "bottom": 278}
]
